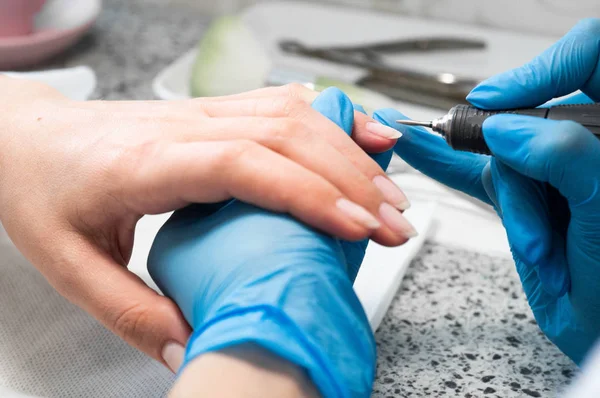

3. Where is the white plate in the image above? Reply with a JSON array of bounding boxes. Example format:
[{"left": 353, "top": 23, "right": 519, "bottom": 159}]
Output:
[{"left": 3, "top": 66, "right": 97, "bottom": 101}]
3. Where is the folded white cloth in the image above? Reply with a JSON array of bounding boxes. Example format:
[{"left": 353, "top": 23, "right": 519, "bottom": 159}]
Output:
[{"left": 0, "top": 233, "right": 174, "bottom": 398}]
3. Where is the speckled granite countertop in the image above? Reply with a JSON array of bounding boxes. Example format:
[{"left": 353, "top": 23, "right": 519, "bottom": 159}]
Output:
[
  {"left": 372, "top": 243, "right": 576, "bottom": 398},
  {"left": 38, "top": 1, "right": 578, "bottom": 397},
  {"left": 40, "top": 0, "right": 206, "bottom": 100}
]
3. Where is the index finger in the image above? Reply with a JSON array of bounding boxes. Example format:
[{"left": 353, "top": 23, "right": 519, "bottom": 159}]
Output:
[
  {"left": 373, "top": 108, "right": 493, "bottom": 205},
  {"left": 195, "top": 83, "right": 397, "bottom": 154},
  {"left": 467, "top": 18, "right": 600, "bottom": 109}
]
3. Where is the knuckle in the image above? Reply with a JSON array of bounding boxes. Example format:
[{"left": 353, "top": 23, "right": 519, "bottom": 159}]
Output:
[
  {"left": 110, "top": 301, "right": 153, "bottom": 347},
  {"left": 222, "top": 140, "right": 260, "bottom": 166},
  {"left": 264, "top": 118, "right": 311, "bottom": 148},
  {"left": 116, "top": 141, "right": 163, "bottom": 174},
  {"left": 284, "top": 82, "right": 311, "bottom": 99},
  {"left": 113, "top": 141, "right": 165, "bottom": 192},
  {"left": 49, "top": 269, "right": 81, "bottom": 301},
  {"left": 280, "top": 118, "right": 309, "bottom": 139},
  {"left": 189, "top": 98, "right": 210, "bottom": 116},
  {"left": 278, "top": 95, "right": 308, "bottom": 118}
]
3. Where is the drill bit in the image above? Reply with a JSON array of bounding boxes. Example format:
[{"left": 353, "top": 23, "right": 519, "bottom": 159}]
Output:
[{"left": 396, "top": 119, "right": 433, "bottom": 128}]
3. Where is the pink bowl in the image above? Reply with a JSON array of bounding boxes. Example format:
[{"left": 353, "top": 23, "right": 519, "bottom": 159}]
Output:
[
  {"left": 0, "top": 0, "right": 100, "bottom": 70},
  {"left": 0, "top": 0, "right": 47, "bottom": 37},
  {"left": 0, "top": 23, "right": 94, "bottom": 69}
]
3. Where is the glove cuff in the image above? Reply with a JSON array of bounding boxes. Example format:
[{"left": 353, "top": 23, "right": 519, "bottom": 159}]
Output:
[{"left": 181, "top": 305, "right": 374, "bottom": 398}]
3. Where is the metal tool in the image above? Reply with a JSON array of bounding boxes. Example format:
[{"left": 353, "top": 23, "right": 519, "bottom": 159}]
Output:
[
  {"left": 279, "top": 37, "right": 486, "bottom": 109},
  {"left": 397, "top": 103, "right": 600, "bottom": 155}
]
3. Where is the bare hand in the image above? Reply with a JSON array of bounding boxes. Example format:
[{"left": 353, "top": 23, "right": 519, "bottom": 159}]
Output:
[{"left": 0, "top": 78, "right": 410, "bottom": 370}]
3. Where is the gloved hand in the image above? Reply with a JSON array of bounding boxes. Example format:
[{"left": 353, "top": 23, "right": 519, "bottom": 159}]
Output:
[
  {"left": 148, "top": 87, "right": 396, "bottom": 397},
  {"left": 373, "top": 18, "right": 600, "bottom": 365}
]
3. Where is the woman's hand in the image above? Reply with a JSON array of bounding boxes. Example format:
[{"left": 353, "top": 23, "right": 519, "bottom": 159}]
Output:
[{"left": 0, "top": 77, "right": 411, "bottom": 370}]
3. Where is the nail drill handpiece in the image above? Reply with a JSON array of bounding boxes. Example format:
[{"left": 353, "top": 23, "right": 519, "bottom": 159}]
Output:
[{"left": 397, "top": 103, "right": 600, "bottom": 155}]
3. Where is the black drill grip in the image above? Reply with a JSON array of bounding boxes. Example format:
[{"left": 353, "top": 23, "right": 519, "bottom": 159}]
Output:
[
  {"left": 446, "top": 103, "right": 600, "bottom": 154},
  {"left": 546, "top": 103, "right": 600, "bottom": 134},
  {"left": 446, "top": 105, "right": 547, "bottom": 154}
]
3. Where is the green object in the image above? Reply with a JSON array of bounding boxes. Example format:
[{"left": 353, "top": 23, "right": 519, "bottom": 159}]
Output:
[
  {"left": 190, "top": 15, "right": 270, "bottom": 98},
  {"left": 312, "top": 76, "right": 395, "bottom": 114},
  {"left": 189, "top": 16, "right": 397, "bottom": 112}
]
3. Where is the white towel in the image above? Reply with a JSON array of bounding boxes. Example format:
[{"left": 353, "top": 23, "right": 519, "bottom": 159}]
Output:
[{"left": 0, "top": 228, "right": 174, "bottom": 398}]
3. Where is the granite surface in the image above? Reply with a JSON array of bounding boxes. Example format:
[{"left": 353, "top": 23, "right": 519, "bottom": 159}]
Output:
[
  {"left": 372, "top": 243, "right": 577, "bottom": 398},
  {"left": 40, "top": 0, "right": 209, "bottom": 100},
  {"left": 37, "top": 1, "right": 578, "bottom": 396}
]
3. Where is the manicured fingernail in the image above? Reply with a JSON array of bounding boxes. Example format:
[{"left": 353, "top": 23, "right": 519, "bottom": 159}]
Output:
[
  {"left": 373, "top": 175, "right": 411, "bottom": 210},
  {"left": 162, "top": 341, "right": 185, "bottom": 373},
  {"left": 379, "top": 203, "right": 418, "bottom": 238},
  {"left": 366, "top": 122, "right": 402, "bottom": 139},
  {"left": 337, "top": 198, "right": 381, "bottom": 230}
]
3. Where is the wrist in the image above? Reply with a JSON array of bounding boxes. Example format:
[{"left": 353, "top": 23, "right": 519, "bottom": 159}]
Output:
[{"left": 170, "top": 344, "right": 319, "bottom": 398}]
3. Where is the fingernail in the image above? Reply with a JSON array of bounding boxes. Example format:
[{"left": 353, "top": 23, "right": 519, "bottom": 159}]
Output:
[
  {"left": 373, "top": 175, "right": 411, "bottom": 210},
  {"left": 379, "top": 203, "right": 418, "bottom": 238},
  {"left": 366, "top": 122, "right": 402, "bottom": 139},
  {"left": 162, "top": 341, "right": 185, "bottom": 373},
  {"left": 336, "top": 198, "right": 381, "bottom": 230}
]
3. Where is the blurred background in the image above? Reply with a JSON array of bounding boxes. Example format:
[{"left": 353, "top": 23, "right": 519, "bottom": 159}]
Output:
[
  {"left": 2, "top": 1, "right": 600, "bottom": 397},
  {"left": 172, "top": 0, "right": 599, "bottom": 35}
]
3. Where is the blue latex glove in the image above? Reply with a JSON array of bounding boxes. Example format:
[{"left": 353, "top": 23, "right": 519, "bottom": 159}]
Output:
[
  {"left": 374, "top": 18, "right": 600, "bottom": 365},
  {"left": 148, "top": 87, "right": 394, "bottom": 397}
]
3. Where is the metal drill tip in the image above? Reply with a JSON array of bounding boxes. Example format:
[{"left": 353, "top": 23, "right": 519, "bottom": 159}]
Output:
[{"left": 396, "top": 119, "right": 433, "bottom": 128}]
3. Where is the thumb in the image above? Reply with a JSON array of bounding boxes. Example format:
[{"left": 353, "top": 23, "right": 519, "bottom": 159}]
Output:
[
  {"left": 55, "top": 234, "right": 191, "bottom": 373},
  {"left": 482, "top": 115, "right": 600, "bottom": 216}
]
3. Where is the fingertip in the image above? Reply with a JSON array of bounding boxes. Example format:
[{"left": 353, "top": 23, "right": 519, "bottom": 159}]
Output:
[
  {"left": 468, "top": 64, "right": 555, "bottom": 109},
  {"left": 312, "top": 87, "right": 354, "bottom": 134},
  {"left": 466, "top": 68, "right": 542, "bottom": 109},
  {"left": 162, "top": 341, "right": 186, "bottom": 373},
  {"left": 336, "top": 197, "right": 381, "bottom": 231},
  {"left": 481, "top": 114, "right": 539, "bottom": 153},
  {"left": 355, "top": 135, "right": 397, "bottom": 154},
  {"left": 370, "top": 227, "right": 410, "bottom": 248},
  {"left": 482, "top": 115, "right": 577, "bottom": 163},
  {"left": 372, "top": 109, "right": 431, "bottom": 140},
  {"left": 334, "top": 218, "right": 374, "bottom": 243},
  {"left": 466, "top": 81, "right": 503, "bottom": 109},
  {"left": 353, "top": 112, "right": 398, "bottom": 154}
]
